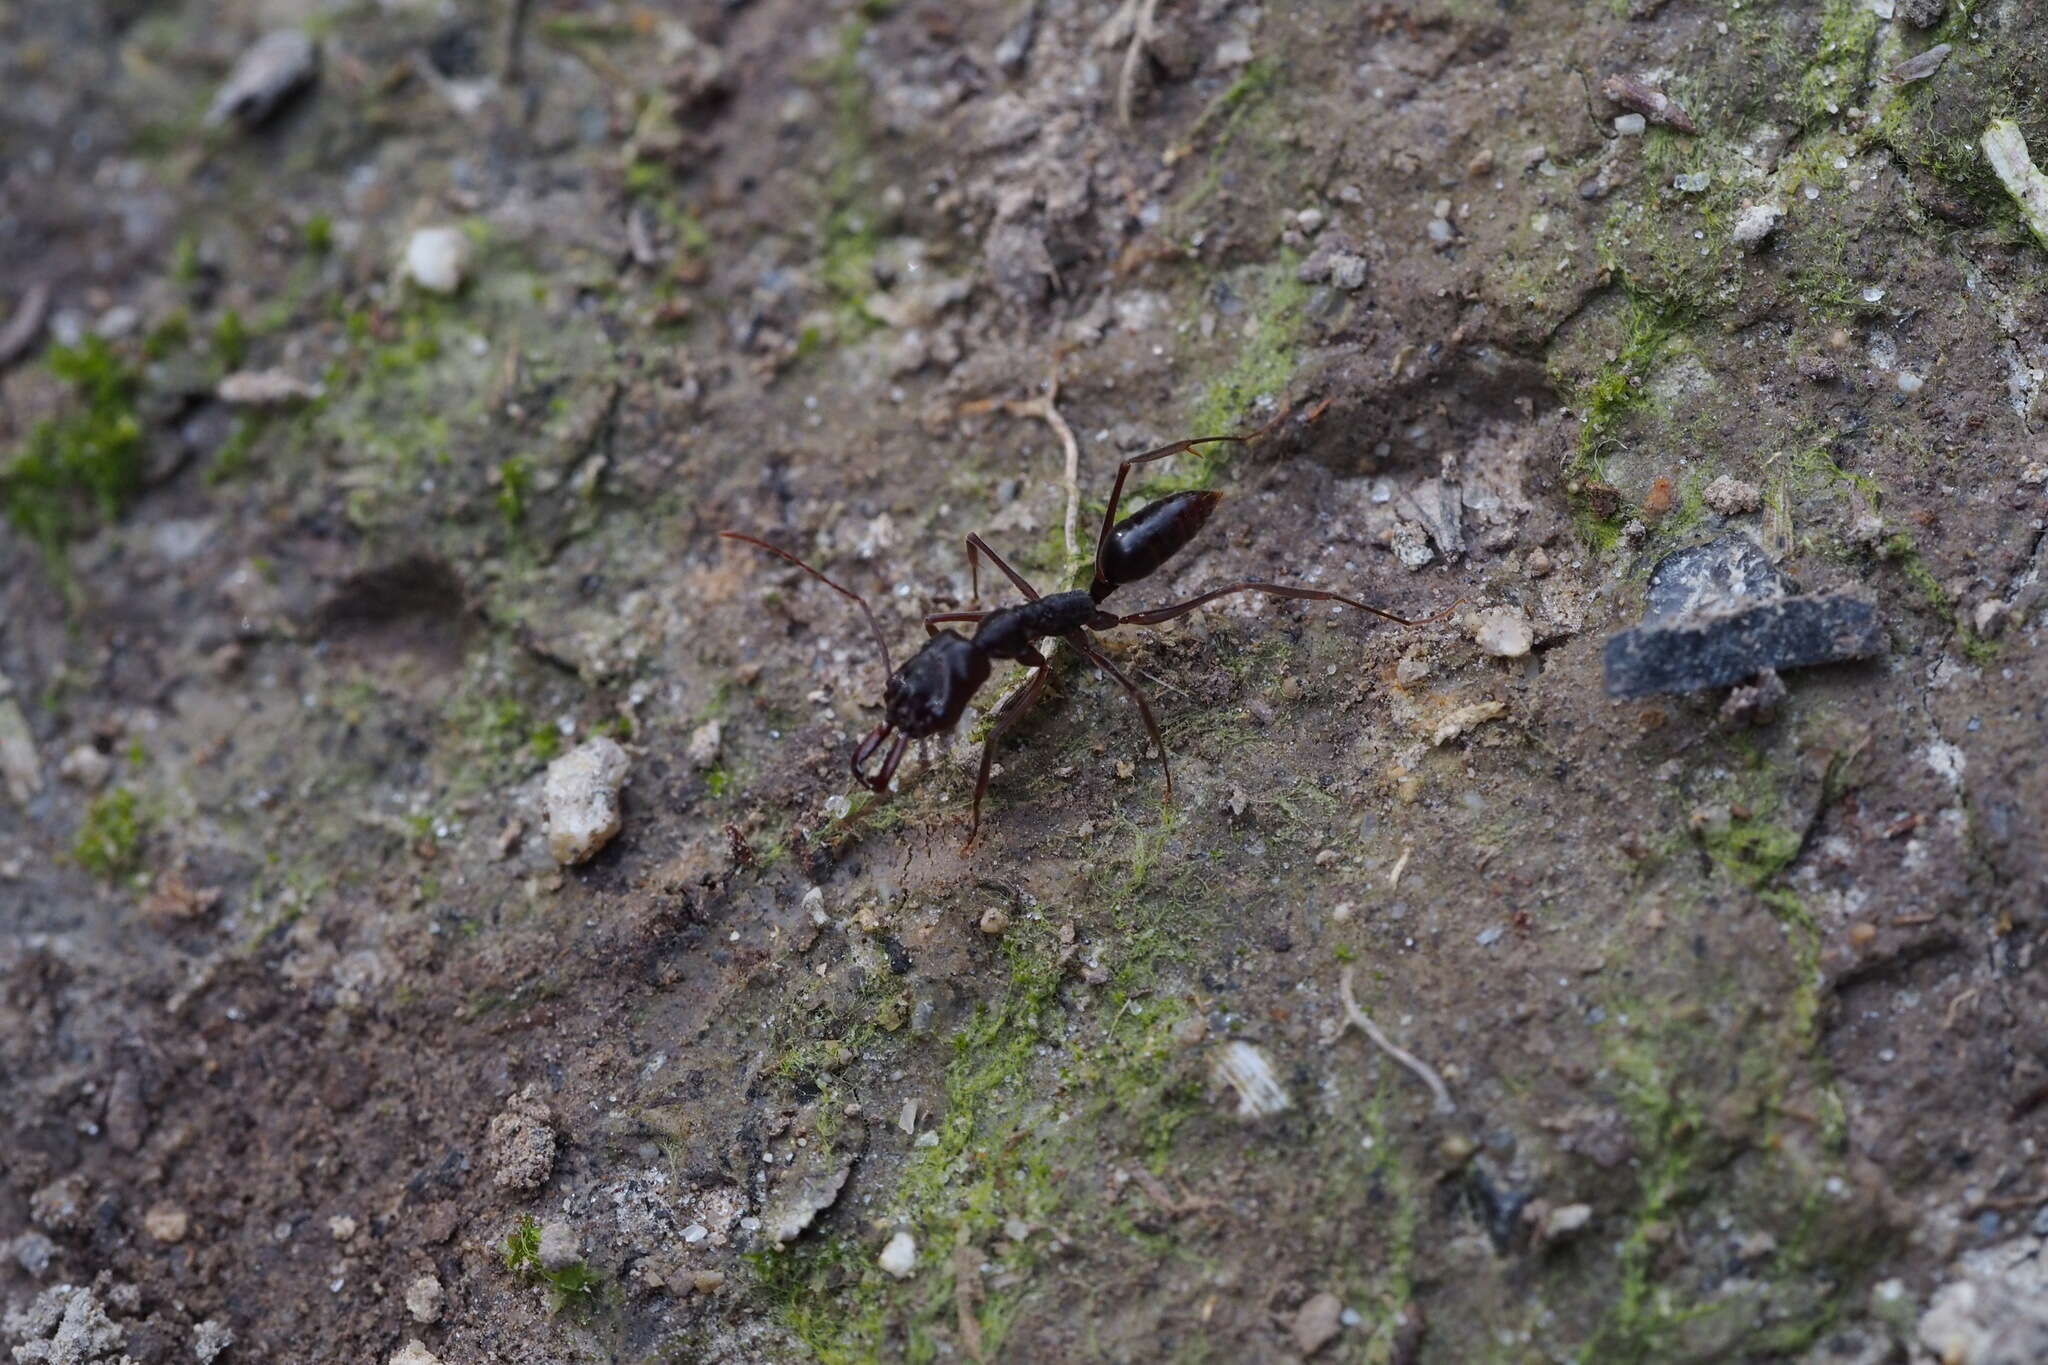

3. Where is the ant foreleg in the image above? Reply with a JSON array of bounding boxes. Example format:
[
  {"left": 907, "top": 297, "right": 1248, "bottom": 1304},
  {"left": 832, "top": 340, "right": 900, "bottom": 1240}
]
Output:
[
  {"left": 1065, "top": 632, "right": 1173, "bottom": 798},
  {"left": 1113, "top": 581, "right": 1457, "bottom": 630}
]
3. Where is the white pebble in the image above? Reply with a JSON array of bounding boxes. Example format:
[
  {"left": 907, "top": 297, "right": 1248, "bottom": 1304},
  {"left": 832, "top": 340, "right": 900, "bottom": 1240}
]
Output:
[
  {"left": 405, "top": 226, "right": 472, "bottom": 294},
  {"left": 1731, "top": 202, "right": 1783, "bottom": 250},
  {"left": 1212, "top": 1040, "right": 1292, "bottom": 1118},
  {"left": 544, "top": 738, "right": 631, "bottom": 865},
  {"left": 878, "top": 1230, "right": 917, "bottom": 1278},
  {"left": 1897, "top": 372, "right": 1924, "bottom": 394},
  {"left": 1469, "top": 606, "right": 1533, "bottom": 658},
  {"left": 686, "top": 719, "right": 722, "bottom": 769},
  {"left": 404, "top": 1274, "right": 443, "bottom": 1324},
  {"left": 1614, "top": 113, "right": 1647, "bottom": 135}
]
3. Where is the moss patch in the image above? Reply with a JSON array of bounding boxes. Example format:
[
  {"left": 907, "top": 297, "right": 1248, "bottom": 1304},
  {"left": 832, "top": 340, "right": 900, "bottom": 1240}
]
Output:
[{"left": 1, "top": 339, "right": 145, "bottom": 554}]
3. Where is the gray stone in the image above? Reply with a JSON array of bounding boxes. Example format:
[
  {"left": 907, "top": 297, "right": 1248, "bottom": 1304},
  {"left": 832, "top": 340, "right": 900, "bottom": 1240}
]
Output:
[
  {"left": 536, "top": 1219, "right": 581, "bottom": 1272},
  {"left": 206, "top": 31, "right": 318, "bottom": 129},
  {"left": 1603, "top": 535, "right": 1884, "bottom": 697}
]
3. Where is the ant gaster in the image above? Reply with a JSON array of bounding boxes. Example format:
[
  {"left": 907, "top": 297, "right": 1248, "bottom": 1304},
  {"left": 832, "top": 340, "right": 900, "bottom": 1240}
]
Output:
[{"left": 723, "top": 429, "right": 1450, "bottom": 843}]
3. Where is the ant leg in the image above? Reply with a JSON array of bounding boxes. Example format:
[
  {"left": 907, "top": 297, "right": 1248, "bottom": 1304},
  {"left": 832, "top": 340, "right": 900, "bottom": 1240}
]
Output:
[
  {"left": 1065, "top": 632, "right": 1173, "bottom": 799},
  {"left": 924, "top": 608, "right": 990, "bottom": 637},
  {"left": 965, "top": 532, "right": 1041, "bottom": 602},
  {"left": 1113, "top": 581, "right": 1459, "bottom": 630},
  {"left": 965, "top": 664, "right": 1051, "bottom": 848}
]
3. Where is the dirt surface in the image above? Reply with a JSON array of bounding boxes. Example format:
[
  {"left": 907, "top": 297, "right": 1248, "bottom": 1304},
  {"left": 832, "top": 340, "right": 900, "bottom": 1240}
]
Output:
[{"left": 3, "top": 0, "right": 2046, "bottom": 1362}]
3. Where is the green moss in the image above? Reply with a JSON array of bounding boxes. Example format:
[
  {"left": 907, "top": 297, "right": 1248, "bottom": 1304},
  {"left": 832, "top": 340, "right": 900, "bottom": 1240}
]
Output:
[
  {"left": 1699, "top": 817, "right": 1803, "bottom": 890},
  {"left": 528, "top": 725, "right": 562, "bottom": 762},
  {"left": 2, "top": 338, "right": 145, "bottom": 554},
  {"left": 302, "top": 214, "right": 334, "bottom": 255},
  {"left": 142, "top": 312, "right": 190, "bottom": 361},
  {"left": 1796, "top": 0, "right": 1880, "bottom": 128},
  {"left": 813, "top": 19, "right": 882, "bottom": 334},
  {"left": 503, "top": 1214, "right": 605, "bottom": 1316},
  {"left": 497, "top": 456, "right": 532, "bottom": 527},
  {"left": 171, "top": 233, "right": 202, "bottom": 286},
  {"left": 1177, "top": 255, "right": 1310, "bottom": 484},
  {"left": 212, "top": 310, "right": 250, "bottom": 370},
  {"left": 73, "top": 787, "right": 144, "bottom": 880},
  {"left": 208, "top": 414, "right": 268, "bottom": 485},
  {"left": 754, "top": 912, "right": 1214, "bottom": 1359}
]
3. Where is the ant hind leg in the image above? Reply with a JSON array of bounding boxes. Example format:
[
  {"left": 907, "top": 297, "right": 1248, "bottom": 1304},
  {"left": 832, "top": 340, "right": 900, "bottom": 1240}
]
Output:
[{"left": 1065, "top": 632, "right": 1173, "bottom": 798}]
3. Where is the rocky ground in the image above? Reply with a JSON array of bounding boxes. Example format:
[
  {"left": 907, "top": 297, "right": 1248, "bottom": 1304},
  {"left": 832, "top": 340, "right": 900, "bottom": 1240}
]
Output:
[{"left": 2, "top": 0, "right": 2046, "bottom": 1361}]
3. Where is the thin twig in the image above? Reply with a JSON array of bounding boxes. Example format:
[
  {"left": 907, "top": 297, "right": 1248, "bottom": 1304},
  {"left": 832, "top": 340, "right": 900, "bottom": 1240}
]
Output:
[
  {"left": 1116, "top": 0, "right": 1163, "bottom": 126},
  {"left": 1338, "top": 967, "right": 1455, "bottom": 1115},
  {"left": 959, "top": 369, "right": 1082, "bottom": 568}
]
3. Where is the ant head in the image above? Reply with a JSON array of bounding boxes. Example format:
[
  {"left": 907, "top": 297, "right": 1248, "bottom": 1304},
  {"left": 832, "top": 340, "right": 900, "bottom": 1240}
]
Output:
[
  {"left": 852, "top": 633, "right": 991, "bottom": 792},
  {"left": 883, "top": 632, "right": 991, "bottom": 738}
]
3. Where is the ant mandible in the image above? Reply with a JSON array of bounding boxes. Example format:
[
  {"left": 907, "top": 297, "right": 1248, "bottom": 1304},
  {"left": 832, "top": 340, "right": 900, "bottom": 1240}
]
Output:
[{"left": 722, "top": 427, "right": 1452, "bottom": 844}]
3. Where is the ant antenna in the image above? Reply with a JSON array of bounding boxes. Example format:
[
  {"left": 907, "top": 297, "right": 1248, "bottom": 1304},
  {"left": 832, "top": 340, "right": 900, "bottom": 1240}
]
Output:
[{"left": 719, "top": 531, "right": 896, "bottom": 681}]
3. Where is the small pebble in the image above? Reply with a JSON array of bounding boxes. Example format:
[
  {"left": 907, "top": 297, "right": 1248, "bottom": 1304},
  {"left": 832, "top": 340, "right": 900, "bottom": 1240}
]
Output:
[
  {"left": 206, "top": 30, "right": 318, "bottom": 129},
  {"left": 10, "top": 1232, "right": 56, "bottom": 1276},
  {"left": 1292, "top": 1292, "right": 1344, "bottom": 1356},
  {"left": 219, "top": 369, "right": 322, "bottom": 405},
  {"left": 1212, "top": 1040, "right": 1291, "bottom": 1118},
  {"left": 686, "top": 719, "right": 722, "bottom": 770},
  {"left": 1703, "top": 475, "right": 1762, "bottom": 516},
  {"left": 1731, "top": 202, "right": 1783, "bottom": 250},
  {"left": 544, "top": 738, "right": 630, "bottom": 865},
  {"left": 57, "top": 745, "right": 111, "bottom": 790},
  {"left": 878, "top": 1230, "right": 917, "bottom": 1278},
  {"left": 978, "top": 907, "right": 1010, "bottom": 936},
  {"left": 1295, "top": 208, "right": 1326, "bottom": 234},
  {"left": 1470, "top": 607, "right": 1533, "bottom": 658},
  {"left": 1525, "top": 546, "right": 1554, "bottom": 577},
  {"left": 390, "top": 1342, "right": 443, "bottom": 1365},
  {"left": 537, "top": 1218, "right": 581, "bottom": 1272},
  {"left": 193, "top": 1320, "right": 235, "bottom": 1364},
  {"left": 405, "top": 1274, "right": 444, "bottom": 1324},
  {"left": 1896, "top": 372, "right": 1925, "bottom": 394},
  {"left": 1540, "top": 1202, "right": 1595, "bottom": 1243},
  {"left": 1614, "top": 113, "right": 1647, "bottom": 136},
  {"left": 404, "top": 226, "right": 472, "bottom": 295}
]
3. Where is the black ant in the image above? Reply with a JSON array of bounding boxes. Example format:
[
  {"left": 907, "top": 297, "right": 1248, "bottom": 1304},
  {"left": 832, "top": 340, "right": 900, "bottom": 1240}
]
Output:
[{"left": 722, "top": 429, "right": 1451, "bottom": 843}]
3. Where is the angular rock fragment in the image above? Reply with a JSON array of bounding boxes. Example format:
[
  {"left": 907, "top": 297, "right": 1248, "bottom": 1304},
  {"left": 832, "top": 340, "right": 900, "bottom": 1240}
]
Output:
[
  {"left": 1211, "top": 1040, "right": 1291, "bottom": 1117},
  {"left": 1982, "top": 119, "right": 2048, "bottom": 251},
  {"left": 206, "top": 31, "right": 318, "bottom": 129},
  {"left": 1603, "top": 534, "right": 1884, "bottom": 697}
]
